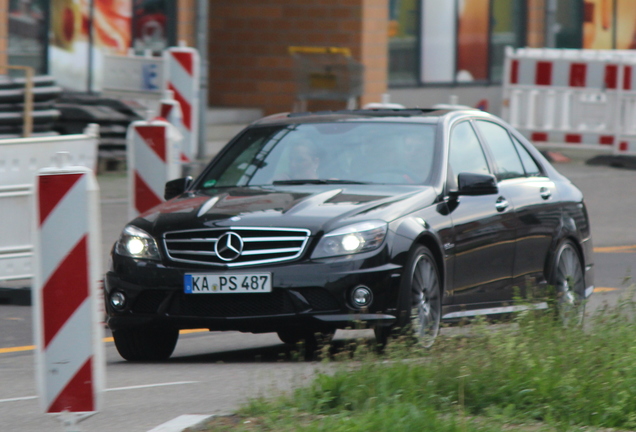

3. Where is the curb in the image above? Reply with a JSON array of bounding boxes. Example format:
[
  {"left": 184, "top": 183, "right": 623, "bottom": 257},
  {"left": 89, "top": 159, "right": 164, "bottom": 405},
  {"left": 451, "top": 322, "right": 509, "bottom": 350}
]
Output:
[
  {"left": 586, "top": 154, "right": 636, "bottom": 170},
  {"left": 147, "top": 414, "right": 214, "bottom": 432}
]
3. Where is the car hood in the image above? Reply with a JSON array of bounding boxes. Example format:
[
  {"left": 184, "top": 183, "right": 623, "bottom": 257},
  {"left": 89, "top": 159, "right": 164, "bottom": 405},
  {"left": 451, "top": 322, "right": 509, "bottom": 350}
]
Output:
[{"left": 134, "top": 185, "right": 439, "bottom": 236}]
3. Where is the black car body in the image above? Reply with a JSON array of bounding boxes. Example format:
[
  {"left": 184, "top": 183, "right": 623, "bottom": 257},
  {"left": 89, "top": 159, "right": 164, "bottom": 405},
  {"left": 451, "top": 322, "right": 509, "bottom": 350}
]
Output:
[{"left": 105, "top": 108, "right": 594, "bottom": 360}]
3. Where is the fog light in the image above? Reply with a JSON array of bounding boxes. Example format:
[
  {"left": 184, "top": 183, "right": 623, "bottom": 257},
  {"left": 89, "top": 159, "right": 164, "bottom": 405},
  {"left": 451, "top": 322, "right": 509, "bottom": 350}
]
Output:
[
  {"left": 351, "top": 285, "right": 373, "bottom": 308},
  {"left": 110, "top": 291, "right": 126, "bottom": 310}
]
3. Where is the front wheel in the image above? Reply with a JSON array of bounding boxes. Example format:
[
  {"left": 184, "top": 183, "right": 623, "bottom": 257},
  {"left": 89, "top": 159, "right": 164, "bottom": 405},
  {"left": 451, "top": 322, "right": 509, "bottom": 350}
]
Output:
[
  {"left": 550, "top": 240, "right": 586, "bottom": 326},
  {"left": 376, "top": 245, "right": 441, "bottom": 348},
  {"left": 113, "top": 327, "right": 179, "bottom": 361}
]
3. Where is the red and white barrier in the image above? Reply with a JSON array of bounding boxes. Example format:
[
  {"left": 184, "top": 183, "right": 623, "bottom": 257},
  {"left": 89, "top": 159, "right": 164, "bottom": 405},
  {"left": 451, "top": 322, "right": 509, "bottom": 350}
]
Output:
[
  {"left": 32, "top": 154, "right": 104, "bottom": 421},
  {"left": 159, "top": 90, "right": 189, "bottom": 162},
  {"left": 502, "top": 47, "right": 636, "bottom": 155},
  {"left": 0, "top": 124, "right": 99, "bottom": 285},
  {"left": 127, "top": 118, "right": 182, "bottom": 219},
  {"left": 164, "top": 46, "right": 200, "bottom": 162}
]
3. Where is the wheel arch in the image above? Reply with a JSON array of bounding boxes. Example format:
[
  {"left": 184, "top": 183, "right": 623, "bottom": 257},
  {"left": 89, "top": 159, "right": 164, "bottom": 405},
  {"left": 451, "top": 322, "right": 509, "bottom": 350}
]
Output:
[
  {"left": 413, "top": 232, "right": 446, "bottom": 302},
  {"left": 544, "top": 234, "right": 585, "bottom": 285}
]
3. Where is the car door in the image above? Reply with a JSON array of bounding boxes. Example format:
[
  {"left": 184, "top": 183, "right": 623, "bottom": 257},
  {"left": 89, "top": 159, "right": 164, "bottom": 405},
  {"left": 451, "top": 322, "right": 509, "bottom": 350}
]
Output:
[
  {"left": 474, "top": 120, "right": 561, "bottom": 298},
  {"left": 446, "top": 121, "right": 517, "bottom": 306}
]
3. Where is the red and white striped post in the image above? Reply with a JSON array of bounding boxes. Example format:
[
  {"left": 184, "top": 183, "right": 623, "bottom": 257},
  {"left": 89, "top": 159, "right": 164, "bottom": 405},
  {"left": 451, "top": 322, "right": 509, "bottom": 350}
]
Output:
[
  {"left": 159, "top": 90, "right": 189, "bottom": 163},
  {"left": 164, "top": 45, "right": 200, "bottom": 161},
  {"left": 127, "top": 118, "right": 182, "bottom": 219},
  {"left": 32, "top": 152, "right": 104, "bottom": 426}
]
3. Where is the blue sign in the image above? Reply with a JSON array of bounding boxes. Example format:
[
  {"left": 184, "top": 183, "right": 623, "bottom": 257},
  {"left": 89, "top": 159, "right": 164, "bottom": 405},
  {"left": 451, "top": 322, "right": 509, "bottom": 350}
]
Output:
[{"left": 142, "top": 63, "right": 159, "bottom": 90}]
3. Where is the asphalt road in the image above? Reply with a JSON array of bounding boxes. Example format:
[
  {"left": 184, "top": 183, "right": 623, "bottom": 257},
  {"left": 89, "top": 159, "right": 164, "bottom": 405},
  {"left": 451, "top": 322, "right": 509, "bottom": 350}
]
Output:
[{"left": 1, "top": 158, "right": 635, "bottom": 431}]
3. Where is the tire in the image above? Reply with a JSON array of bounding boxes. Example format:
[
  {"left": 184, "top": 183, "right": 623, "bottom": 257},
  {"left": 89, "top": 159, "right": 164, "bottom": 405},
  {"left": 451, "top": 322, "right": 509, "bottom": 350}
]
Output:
[
  {"left": 376, "top": 245, "right": 441, "bottom": 348},
  {"left": 113, "top": 327, "right": 179, "bottom": 361},
  {"left": 550, "top": 239, "right": 586, "bottom": 325}
]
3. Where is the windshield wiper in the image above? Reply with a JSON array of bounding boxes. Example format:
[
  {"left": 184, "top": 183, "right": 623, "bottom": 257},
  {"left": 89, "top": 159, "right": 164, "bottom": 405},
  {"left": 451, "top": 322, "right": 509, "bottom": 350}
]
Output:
[{"left": 272, "top": 179, "right": 369, "bottom": 185}]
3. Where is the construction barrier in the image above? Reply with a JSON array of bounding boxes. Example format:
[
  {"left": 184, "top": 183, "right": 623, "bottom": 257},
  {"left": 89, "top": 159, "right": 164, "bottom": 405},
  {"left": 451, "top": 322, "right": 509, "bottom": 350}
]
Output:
[
  {"left": 32, "top": 155, "right": 104, "bottom": 423},
  {"left": 159, "top": 90, "right": 188, "bottom": 162},
  {"left": 127, "top": 118, "right": 181, "bottom": 219},
  {"left": 0, "top": 125, "right": 99, "bottom": 285},
  {"left": 501, "top": 47, "right": 636, "bottom": 154},
  {"left": 164, "top": 46, "right": 200, "bottom": 161},
  {"left": 103, "top": 45, "right": 200, "bottom": 158}
]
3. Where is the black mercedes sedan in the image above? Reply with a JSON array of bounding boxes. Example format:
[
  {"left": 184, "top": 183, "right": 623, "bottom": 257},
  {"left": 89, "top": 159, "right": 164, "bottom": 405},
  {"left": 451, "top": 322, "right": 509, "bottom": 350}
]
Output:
[{"left": 105, "top": 108, "right": 594, "bottom": 361}]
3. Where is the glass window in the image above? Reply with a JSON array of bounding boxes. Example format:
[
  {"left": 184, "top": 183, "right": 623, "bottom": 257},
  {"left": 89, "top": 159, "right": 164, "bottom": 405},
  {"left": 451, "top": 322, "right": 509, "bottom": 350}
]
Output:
[
  {"left": 616, "top": 0, "right": 636, "bottom": 49},
  {"left": 512, "top": 136, "right": 542, "bottom": 177},
  {"left": 555, "top": 0, "right": 583, "bottom": 48},
  {"left": 490, "top": 0, "right": 526, "bottom": 82},
  {"left": 583, "top": 0, "right": 614, "bottom": 49},
  {"left": 389, "top": 0, "right": 419, "bottom": 85},
  {"left": 457, "top": 0, "right": 490, "bottom": 82},
  {"left": 8, "top": 0, "right": 48, "bottom": 74},
  {"left": 201, "top": 123, "right": 438, "bottom": 188},
  {"left": 475, "top": 121, "right": 525, "bottom": 181},
  {"left": 448, "top": 122, "right": 490, "bottom": 183}
]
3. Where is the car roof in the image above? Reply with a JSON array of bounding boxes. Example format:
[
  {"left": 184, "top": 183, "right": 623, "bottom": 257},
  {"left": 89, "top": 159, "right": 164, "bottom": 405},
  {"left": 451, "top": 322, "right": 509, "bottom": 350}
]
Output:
[{"left": 251, "top": 108, "right": 495, "bottom": 127}]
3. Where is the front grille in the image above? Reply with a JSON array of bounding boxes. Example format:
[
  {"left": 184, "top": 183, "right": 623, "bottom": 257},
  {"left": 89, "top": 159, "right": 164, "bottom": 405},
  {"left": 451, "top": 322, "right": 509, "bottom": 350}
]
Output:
[
  {"left": 163, "top": 227, "right": 311, "bottom": 267},
  {"left": 168, "top": 290, "right": 295, "bottom": 317}
]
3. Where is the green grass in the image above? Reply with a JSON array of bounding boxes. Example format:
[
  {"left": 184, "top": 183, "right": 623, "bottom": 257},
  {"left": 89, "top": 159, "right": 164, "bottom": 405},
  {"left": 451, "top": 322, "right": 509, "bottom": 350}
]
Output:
[{"left": 192, "top": 291, "right": 636, "bottom": 431}]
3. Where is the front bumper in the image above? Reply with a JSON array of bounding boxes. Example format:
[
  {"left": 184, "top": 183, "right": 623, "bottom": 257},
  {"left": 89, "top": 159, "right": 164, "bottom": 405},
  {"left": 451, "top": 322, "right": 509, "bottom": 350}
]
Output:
[{"left": 105, "top": 255, "right": 401, "bottom": 333}]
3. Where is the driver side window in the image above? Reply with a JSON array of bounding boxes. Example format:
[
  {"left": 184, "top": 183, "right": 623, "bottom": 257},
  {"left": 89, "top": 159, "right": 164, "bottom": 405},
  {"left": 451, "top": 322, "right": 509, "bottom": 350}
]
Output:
[{"left": 448, "top": 121, "right": 490, "bottom": 185}]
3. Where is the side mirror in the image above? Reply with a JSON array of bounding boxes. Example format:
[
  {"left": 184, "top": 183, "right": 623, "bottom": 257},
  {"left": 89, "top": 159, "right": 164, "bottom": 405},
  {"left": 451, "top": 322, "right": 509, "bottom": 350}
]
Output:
[
  {"left": 455, "top": 172, "right": 498, "bottom": 196},
  {"left": 164, "top": 176, "right": 193, "bottom": 200}
]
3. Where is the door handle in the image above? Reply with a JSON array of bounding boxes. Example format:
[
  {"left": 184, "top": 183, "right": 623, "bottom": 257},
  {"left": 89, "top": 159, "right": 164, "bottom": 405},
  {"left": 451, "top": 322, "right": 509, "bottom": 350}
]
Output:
[
  {"left": 540, "top": 187, "right": 551, "bottom": 200},
  {"left": 495, "top": 197, "right": 509, "bottom": 212}
]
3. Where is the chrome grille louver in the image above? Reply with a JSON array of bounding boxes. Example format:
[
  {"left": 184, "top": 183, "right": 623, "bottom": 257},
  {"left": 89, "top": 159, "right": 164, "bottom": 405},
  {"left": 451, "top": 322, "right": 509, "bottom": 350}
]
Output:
[{"left": 163, "top": 227, "right": 311, "bottom": 267}]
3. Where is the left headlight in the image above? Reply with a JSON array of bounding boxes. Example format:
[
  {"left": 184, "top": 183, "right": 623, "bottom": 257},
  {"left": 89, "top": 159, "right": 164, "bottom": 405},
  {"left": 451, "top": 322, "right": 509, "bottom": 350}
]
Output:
[
  {"left": 115, "top": 225, "right": 161, "bottom": 260},
  {"left": 312, "top": 221, "right": 388, "bottom": 259}
]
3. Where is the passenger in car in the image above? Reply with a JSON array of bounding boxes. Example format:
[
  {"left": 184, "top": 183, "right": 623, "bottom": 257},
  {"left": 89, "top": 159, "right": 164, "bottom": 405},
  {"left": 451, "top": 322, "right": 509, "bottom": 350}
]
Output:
[
  {"left": 400, "top": 132, "right": 434, "bottom": 181},
  {"left": 278, "top": 138, "right": 323, "bottom": 180}
]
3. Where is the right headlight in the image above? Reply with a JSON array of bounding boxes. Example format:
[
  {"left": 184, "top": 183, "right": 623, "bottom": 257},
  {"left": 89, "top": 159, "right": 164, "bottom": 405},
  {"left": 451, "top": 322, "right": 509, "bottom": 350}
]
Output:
[
  {"left": 115, "top": 225, "right": 161, "bottom": 260},
  {"left": 312, "top": 221, "right": 388, "bottom": 259}
]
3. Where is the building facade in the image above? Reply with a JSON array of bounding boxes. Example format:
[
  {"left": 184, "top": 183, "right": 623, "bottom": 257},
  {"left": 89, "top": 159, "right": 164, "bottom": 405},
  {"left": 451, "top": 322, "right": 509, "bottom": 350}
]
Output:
[{"left": 1, "top": 0, "right": 635, "bottom": 116}]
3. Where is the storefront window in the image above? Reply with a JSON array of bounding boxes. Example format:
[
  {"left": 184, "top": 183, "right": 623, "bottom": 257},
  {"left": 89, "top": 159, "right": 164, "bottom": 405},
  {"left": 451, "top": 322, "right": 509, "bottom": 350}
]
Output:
[
  {"left": 8, "top": 0, "right": 48, "bottom": 74},
  {"left": 490, "top": 0, "right": 525, "bottom": 82},
  {"left": 616, "top": 0, "right": 636, "bottom": 49},
  {"left": 457, "top": 0, "right": 490, "bottom": 82},
  {"left": 555, "top": 0, "right": 583, "bottom": 48},
  {"left": 388, "top": 0, "right": 420, "bottom": 85},
  {"left": 583, "top": 0, "right": 613, "bottom": 49},
  {"left": 49, "top": 0, "right": 132, "bottom": 91}
]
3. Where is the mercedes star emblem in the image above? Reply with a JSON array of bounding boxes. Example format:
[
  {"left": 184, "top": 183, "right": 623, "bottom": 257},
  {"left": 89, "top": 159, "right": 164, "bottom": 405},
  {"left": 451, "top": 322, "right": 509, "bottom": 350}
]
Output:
[{"left": 215, "top": 232, "right": 244, "bottom": 261}]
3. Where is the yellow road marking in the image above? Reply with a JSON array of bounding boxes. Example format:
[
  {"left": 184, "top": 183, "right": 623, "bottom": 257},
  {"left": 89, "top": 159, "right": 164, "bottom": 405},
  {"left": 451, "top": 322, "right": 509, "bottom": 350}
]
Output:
[
  {"left": 0, "top": 329, "right": 209, "bottom": 355},
  {"left": 594, "top": 245, "right": 636, "bottom": 253},
  {"left": 594, "top": 287, "right": 619, "bottom": 292},
  {"left": 0, "top": 345, "right": 35, "bottom": 354}
]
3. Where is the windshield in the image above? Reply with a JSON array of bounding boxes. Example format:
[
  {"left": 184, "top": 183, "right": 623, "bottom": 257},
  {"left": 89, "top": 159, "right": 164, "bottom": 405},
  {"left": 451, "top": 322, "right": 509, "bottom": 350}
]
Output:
[{"left": 198, "top": 122, "right": 438, "bottom": 188}]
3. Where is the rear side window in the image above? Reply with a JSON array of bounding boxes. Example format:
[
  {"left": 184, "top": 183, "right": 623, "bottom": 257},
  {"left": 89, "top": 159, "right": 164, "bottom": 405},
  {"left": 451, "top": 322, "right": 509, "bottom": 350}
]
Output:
[
  {"left": 512, "top": 136, "right": 543, "bottom": 177},
  {"left": 448, "top": 122, "right": 490, "bottom": 183},
  {"left": 475, "top": 121, "right": 525, "bottom": 181}
]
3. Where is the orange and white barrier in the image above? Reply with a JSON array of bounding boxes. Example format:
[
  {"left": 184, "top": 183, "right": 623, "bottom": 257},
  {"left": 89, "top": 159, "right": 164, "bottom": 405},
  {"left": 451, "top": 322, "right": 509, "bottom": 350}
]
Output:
[
  {"left": 127, "top": 118, "right": 181, "bottom": 219},
  {"left": 502, "top": 47, "right": 636, "bottom": 155},
  {"left": 32, "top": 154, "right": 104, "bottom": 421},
  {"left": 164, "top": 46, "right": 200, "bottom": 162}
]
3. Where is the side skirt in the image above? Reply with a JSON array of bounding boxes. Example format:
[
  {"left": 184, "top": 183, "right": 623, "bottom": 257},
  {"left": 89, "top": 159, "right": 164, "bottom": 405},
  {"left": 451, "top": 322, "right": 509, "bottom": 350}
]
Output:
[{"left": 441, "top": 302, "right": 548, "bottom": 320}]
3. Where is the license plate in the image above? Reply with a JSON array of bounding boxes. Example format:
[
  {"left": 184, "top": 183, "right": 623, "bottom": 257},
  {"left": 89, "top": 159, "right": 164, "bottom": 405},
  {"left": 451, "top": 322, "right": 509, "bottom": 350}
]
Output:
[{"left": 184, "top": 273, "right": 272, "bottom": 294}]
